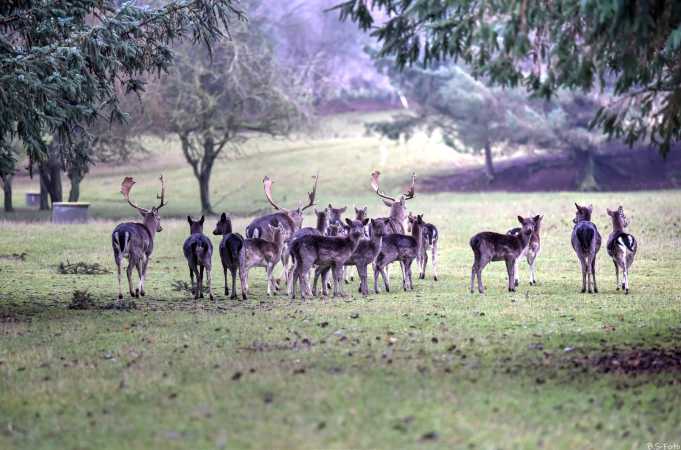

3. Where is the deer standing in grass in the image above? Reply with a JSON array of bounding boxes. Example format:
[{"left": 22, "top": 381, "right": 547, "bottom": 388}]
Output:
[
  {"left": 571, "top": 203, "right": 602, "bottom": 293},
  {"left": 507, "top": 214, "right": 543, "bottom": 286},
  {"left": 245, "top": 174, "right": 318, "bottom": 288},
  {"left": 374, "top": 215, "right": 422, "bottom": 293},
  {"left": 111, "top": 176, "right": 166, "bottom": 300},
  {"left": 239, "top": 224, "right": 286, "bottom": 300},
  {"left": 314, "top": 218, "right": 386, "bottom": 296},
  {"left": 606, "top": 206, "right": 637, "bottom": 294},
  {"left": 469, "top": 216, "right": 536, "bottom": 294},
  {"left": 288, "top": 219, "right": 368, "bottom": 298},
  {"left": 408, "top": 212, "right": 439, "bottom": 281},
  {"left": 183, "top": 216, "right": 214, "bottom": 300},
  {"left": 213, "top": 213, "right": 243, "bottom": 300},
  {"left": 371, "top": 171, "right": 415, "bottom": 234}
]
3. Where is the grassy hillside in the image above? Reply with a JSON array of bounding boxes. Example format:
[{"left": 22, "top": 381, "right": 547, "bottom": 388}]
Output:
[{"left": 1, "top": 115, "right": 681, "bottom": 449}]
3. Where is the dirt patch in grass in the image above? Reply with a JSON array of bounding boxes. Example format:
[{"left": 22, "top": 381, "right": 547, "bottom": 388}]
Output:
[{"left": 583, "top": 348, "right": 681, "bottom": 375}]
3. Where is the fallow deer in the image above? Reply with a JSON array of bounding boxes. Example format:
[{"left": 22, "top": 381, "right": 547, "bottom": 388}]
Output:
[
  {"left": 183, "top": 216, "right": 214, "bottom": 300},
  {"left": 213, "top": 213, "right": 244, "bottom": 300},
  {"left": 245, "top": 174, "right": 318, "bottom": 288},
  {"left": 314, "top": 218, "right": 386, "bottom": 296},
  {"left": 288, "top": 218, "right": 368, "bottom": 298},
  {"left": 373, "top": 215, "right": 422, "bottom": 293},
  {"left": 408, "top": 212, "right": 440, "bottom": 281},
  {"left": 507, "top": 214, "right": 543, "bottom": 286},
  {"left": 371, "top": 171, "right": 415, "bottom": 234},
  {"left": 111, "top": 175, "right": 167, "bottom": 300},
  {"left": 469, "top": 216, "right": 536, "bottom": 294},
  {"left": 239, "top": 224, "right": 286, "bottom": 300},
  {"left": 571, "top": 203, "right": 602, "bottom": 294},
  {"left": 281, "top": 208, "right": 329, "bottom": 284},
  {"left": 327, "top": 204, "right": 347, "bottom": 228},
  {"left": 606, "top": 206, "right": 637, "bottom": 294}
]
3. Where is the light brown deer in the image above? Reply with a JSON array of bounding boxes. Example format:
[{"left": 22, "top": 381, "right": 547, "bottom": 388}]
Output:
[
  {"left": 111, "top": 176, "right": 167, "bottom": 300},
  {"left": 371, "top": 171, "right": 415, "bottom": 234},
  {"left": 408, "top": 212, "right": 440, "bottom": 281},
  {"left": 469, "top": 216, "right": 536, "bottom": 294},
  {"left": 239, "top": 224, "right": 286, "bottom": 300},
  {"left": 606, "top": 206, "right": 637, "bottom": 294},
  {"left": 507, "top": 214, "right": 543, "bottom": 286}
]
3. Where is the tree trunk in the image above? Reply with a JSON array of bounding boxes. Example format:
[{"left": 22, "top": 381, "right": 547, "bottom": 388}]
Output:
[
  {"left": 68, "top": 172, "right": 82, "bottom": 202},
  {"left": 484, "top": 140, "right": 495, "bottom": 182},
  {"left": 574, "top": 147, "right": 599, "bottom": 191},
  {"left": 199, "top": 172, "right": 213, "bottom": 214},
  {"left": 39, "top": 173, "right": 50, "bottom": 210},
  {"left": 38, "top": 155, "right": 63, "bottom": 206},
  {"left": 1, "top": 175, "right": 13, "bottom": 212}
]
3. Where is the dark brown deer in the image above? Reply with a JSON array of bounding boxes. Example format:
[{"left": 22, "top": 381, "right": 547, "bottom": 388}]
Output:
[
  {"left": 408, "top": 212, "right": 439, "bottom": 281},
  {"left": 239, "top": 224, "right": 286, "bottom": 300},
  {"left": 606, "top": 206, "right": 637, "bottom": 294},
  {"left": 213, "top": 213, "right": 243, "bottom": 300},
  {"left": 327, "top": 204, "right": 347, "bottom": 228},
  {"left": 288, "top": 218, "right": 368, "bottom": 298},
  {"left": 111, "top": 176, "right": 167, "bottom": 300},
  {"left": 183, "top": 216, "right": 214, "bottom": 300},
  {"left": 281, "top": 208, "right": 329, "bottom": 284},
  {"left": 507, "top": 214, "right": 543, "bottom": 286},
  {"left": 571, "top": 203, "right": 602, "bottom": 294},
  {"left": 314, "top": 218, "right": 386, "bottom": 296},
  {"left": 374, "top": 215, "right": 423, "bottom": 293},
  {"left": 469, "top": 216, "right": 536, "bottom": 294},
  {"left": 371, "top": 171, "right": 415, "bottom": 234}
]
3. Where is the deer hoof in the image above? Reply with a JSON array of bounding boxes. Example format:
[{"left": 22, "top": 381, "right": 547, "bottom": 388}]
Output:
[
  {"left": 625, "top": 288, "right": 629, "bottom": 295},
  {"left": 594, "top": 288, "right": 598, "bottom": 293},
  {"left": 581, "top": 288, "right": 586, "bottom": 294},
  {"left": 209, "top": 294, "right": 214, "bottom": 301},
  {"left": 118, "top": 294, "right": 123, "bottom": 300},
  {"left": 140, "top": 291, "right": 145, "bottom": 297},
  {"left": 434, "top": 276, "right": 438, "bottom": 281}
]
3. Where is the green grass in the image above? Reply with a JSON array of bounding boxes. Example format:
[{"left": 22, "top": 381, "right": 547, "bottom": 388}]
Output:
[{"left": 2, "top": 120, "right": 681, "bottom": 449}]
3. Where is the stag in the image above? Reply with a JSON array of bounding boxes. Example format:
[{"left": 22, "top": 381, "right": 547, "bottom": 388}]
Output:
[
  {"left": 111, "top": 176, "right": 167, "bottom": 300},
  {"left": 371, "top": 171, "right": 415, "bottom": 234}
]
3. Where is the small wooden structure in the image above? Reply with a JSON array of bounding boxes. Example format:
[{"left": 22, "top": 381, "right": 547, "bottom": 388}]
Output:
[{"left": 51, "top": 202, "right": 90, "bottom": 224}]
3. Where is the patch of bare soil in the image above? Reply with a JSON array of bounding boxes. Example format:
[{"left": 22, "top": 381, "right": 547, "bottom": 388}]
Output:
[
  {"left": 421, "top": 145, "right": 681, "bottom": 192},
  {"left": 582, "top": 348, "right": 681, "bottom": 375}
]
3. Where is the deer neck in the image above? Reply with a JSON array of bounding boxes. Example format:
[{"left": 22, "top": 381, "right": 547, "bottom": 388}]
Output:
[
  {"left": 611, "top": 218, "right": 625, "bottom": 232},
  {"left": 142, "top": 217, "right": 157, "bottom": 241},
  {"left": 316, "top": 216, "right": 327, "bottom": 234},
  {"left": 516, "top": 230, "right": 531, "bottom": 249}
]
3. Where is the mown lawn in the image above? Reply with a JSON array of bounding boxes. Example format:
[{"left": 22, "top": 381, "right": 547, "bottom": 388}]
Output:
[{"left": 1, "top": 186, "right": 681, "bottom": 449}]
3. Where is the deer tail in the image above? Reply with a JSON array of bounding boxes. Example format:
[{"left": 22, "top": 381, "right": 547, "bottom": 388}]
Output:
[
  {"left": 618, "top": 233, "right": 636, "bottom": 253},
  {"left": 576, "top": 227, "right": 594, "bottom": 253},
  {"left": 113, "top": 231, "right": 130, "bottom": 257}
]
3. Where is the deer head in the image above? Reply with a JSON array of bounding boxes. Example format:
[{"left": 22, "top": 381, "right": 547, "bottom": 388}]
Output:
[
  {"left": 262, "top": 173, "right": 318, "bottom": 229},
  {"left": 607, "top": 206, "right": 629, "bottom": 230},
  {"left": 354, "top": 205, "right": 368, "bottom": 221},
  {"left": 187, "top": 215, "right": 205, "bottom": 234},
  {"left": 517, "top": 215, "right": 537, "bottom": 237},
  {"left": 121, "top": 175, "right": 167, "bottom": 233},
  {"left": 327, "top": 203, "right": 347, "bottom": 226},
  {"left": 371, "top": 170, "right": 415, "bottom": 224},
  {"left": 213, "top": 212, "right": 233, "bottom": 235},
  {"left": 573, "top": 203, "right": 593, "bottom": 224}
]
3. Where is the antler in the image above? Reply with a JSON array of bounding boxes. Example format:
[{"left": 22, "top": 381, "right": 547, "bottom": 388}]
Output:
[
  {"left": 263, "top": 176, "right": 285, "bottom": 211},
  {"left": 371, "top": 170, "right": 396, "bottom": 202},
  {"left": 120, "top": 177, "right": 149, "bottom": 213},
  {"left": 403, "top": 172, "right": 415, "bottom": 200},
  {"left": 301, "top": 172, "right": 319, "bottom": 211},
  {"left": 155, "top": 175, "right": 167, "bottom": 209}
]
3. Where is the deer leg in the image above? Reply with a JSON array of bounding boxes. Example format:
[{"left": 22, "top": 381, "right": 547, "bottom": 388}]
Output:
[
  {"left": 373, "top": 263, "right": 381, "bottom": 294},
  {"left": 613, "top": 260, "right": 620, "bottom": 291},
  {"left": 229, "top": 268, "right": 238, "bottom": 300},
  {"left": 591, "top": 257, "right": 598, "bottom": 293},
  {"left": 476, "top": 258, "right": 489, "bottom": 294},
  {"left": 470, "top": 263, "right": 477, "bottom": 294},
  {"left": 224, "top": 267, "right": 229, "bottom": 296},
  {"left": 116, "top": 261, "right": 123, "bottom": 300},
  {"left": 126, "top": 262, "right": 135, "bottom": 298},
  {"left": 406, "top": 260, "right": 414, "bottom": 290},
  {"left": 189, "top": 264, "right": 196, "bottom": 299},
  {"left": 506, "top": 258, "right": 515, "bottom": 292},
  {"left": 357, "top": 264, "right": 368, "bottom": 296},
  {"left": 206, "top": 266, "right": 214, "bottom": 301},
  {"left": 432, "top": 242, "right": 438, "bottom": 281},
  {"left": 578, "top": 258, "right": 587, "bottom": 293},
  {"left": 266, "top": 262, "right": 274, "bottom": 296},
  {"left": 138, "top": 255, "right": 148, "bottom": 296},
  {"left": 512, "top": 258, "right": 519, "bottom": 288},
  {"left": 239, "top": 263, "right": 248, "bottom": 301},
  {"left": 344, "top": 266, "right": 350, "bottom": 284},
  {"left": 198, "top": 265, "right": 205, "bottom": 299},
  {"left": 419, "top": 251, "right": 428, "bottom": 280},
  {"left": 312, "top": 268, "right": 321, "bottom": 296},
  {"left": 381, "top": 265, "right": 390, "bottom": 292}
]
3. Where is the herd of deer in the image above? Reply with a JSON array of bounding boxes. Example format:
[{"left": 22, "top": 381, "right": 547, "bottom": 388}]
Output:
[{"left": 111, "top": 174, "right": 638, "bottom": 302}]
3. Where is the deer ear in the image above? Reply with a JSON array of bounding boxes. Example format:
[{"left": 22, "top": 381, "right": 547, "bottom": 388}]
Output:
[
  {"left": 587, "top": 204, "right": 593, "bottom": 212},
  {"left": 199, "top": 215, "right": 205, "bottom": 225},
  {"left": 328, "top": 203, "right": 333, "bottom": 209},
  {"left": 187, "top": 216, "right": 192, "bottom": 224},
  {"left": 517, "top": 215, "right": 524, "bottom": 225},
  {"left": 362, "top": 218, "right": 370, "bottom": 226},
  {"left": 220, "top": 212, "right": 227, "bottom": 221},
  {"left": 534, "top": 215, "right": 542, "bottom": 223},
  {"left": 339, "top": 206, "right": 347, "bottom": 213},
  {"left": 382, "top": 199, "right": 393, "bottom": 207},
  {"left": 575, "top": 203, "right": 580, "bottom": 210},
  {"left": 607, "top": 208, "right": 613, "bottom": 216},
  {"left": 345, "top": 218, "right": 353, "bottom": 227}
]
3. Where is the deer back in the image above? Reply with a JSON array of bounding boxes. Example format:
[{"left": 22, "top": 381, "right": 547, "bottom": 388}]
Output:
[
  {"left": 246, "top": 212, "right": 296, "bottom": 241},
  {"left": 112, "top": 222, "right": 154, "bottom": 259}
]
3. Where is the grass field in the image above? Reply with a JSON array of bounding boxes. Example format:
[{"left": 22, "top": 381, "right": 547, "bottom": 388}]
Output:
[{"left": 1, "top": 120, "right": 681, "bottom": 449}]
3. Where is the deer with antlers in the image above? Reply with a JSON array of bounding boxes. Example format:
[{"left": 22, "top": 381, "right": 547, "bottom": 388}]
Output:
[
  {"left": 111, "top": 176, "right": 167, "bottom": 300},
  {"left": 371, "top": 171, "right": 415, "bottom": 234},
  {"left": 245, "top": 174, "right": 318, "bottom": 288}
]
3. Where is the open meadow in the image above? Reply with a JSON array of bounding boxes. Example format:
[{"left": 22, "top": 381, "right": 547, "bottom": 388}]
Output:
[{"left": 1, "top": 127, "right": 681, "bottom": 449}]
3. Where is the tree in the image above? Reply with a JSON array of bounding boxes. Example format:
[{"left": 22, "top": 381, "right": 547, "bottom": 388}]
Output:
[
  {"left": 0, "top": 0, "right": 244, "bottom": 167},
  {"left": 0, "top": 140, "right": 20, "bottom": 212},
  {"left": 335, "top": 0, "right": 681, "bottom": 155},
  {"left": 155, "top": 16, "right": 310, "bottom": 213}
]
